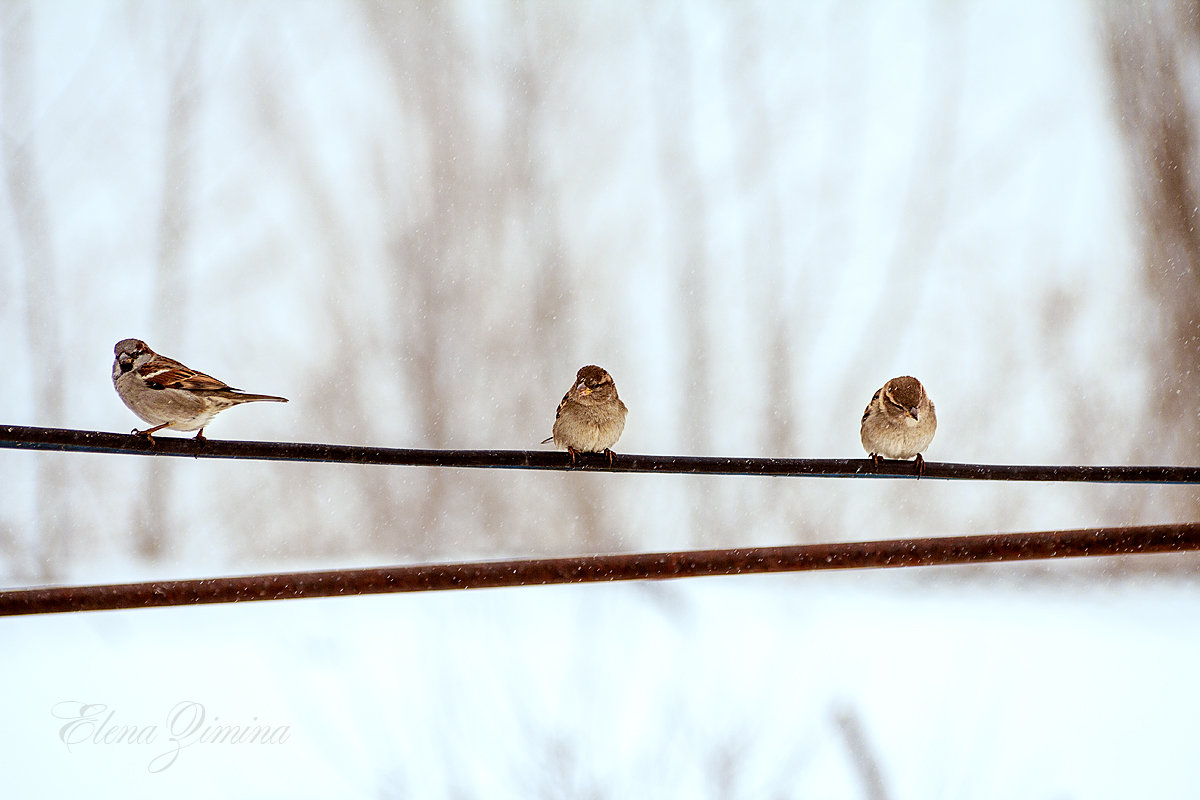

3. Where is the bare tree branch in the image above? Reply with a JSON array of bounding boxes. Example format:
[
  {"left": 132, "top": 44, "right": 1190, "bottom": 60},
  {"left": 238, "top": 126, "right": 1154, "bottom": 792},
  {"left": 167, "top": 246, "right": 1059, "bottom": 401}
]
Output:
[{"left": 834, "top": 706, "right": 891, "bottom": 800}]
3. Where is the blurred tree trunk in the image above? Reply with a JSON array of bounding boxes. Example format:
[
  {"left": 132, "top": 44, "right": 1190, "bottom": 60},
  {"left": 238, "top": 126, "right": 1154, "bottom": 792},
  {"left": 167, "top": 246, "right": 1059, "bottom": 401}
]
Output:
[
  {"left": 649, "top": 18, "right": 712, "bottom": 458},
  {"left": 643, "top": 10, "right": 712, "bottom": 546},
  {"left": 137, "top": 23, "right": 203, "bottom": 561},
  {"left": 246, "top": 43, "right": 402, "bottom": 556},
  {"left": 360, "top": 0, "right": 476, "bottom": 554},
  {"left": 362, "top": 1, "right": 611, "bottom": 555},
  {"left": 1106, "top": 2, "right": 1200, "bottom": 514},
  {"left": 2, "top": 1, "right": 67, "bottom": 579},
  {"left": 848, "top": 1, "right": 964, "bottom": 370}
]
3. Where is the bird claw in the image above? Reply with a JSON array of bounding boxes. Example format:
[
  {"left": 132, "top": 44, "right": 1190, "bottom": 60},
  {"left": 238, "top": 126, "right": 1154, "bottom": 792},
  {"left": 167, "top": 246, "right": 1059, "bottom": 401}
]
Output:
[
  {"left": 132, "top": 424, "right": 167, "bottom": 440},
  {"left": 915, "top": 453, "right": 925, "bottom": 478},
  {"left": 603, "top": 448, "right": 616, "bottom": 466}
]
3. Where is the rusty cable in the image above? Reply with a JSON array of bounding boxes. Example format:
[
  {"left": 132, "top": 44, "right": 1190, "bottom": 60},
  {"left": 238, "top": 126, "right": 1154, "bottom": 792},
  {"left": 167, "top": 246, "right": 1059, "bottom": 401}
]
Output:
[{"left": 1, "top": 523, "right": 1197, "bottom": 616}]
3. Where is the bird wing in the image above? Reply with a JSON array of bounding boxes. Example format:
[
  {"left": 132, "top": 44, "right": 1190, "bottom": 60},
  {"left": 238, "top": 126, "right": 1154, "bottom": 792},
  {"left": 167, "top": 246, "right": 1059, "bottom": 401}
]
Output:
[
  {"left": 861, "top": 389, "right": 880, "bottom": 425},
  {"left": 542, "top": 389, "right": 574, "bottom": 444},
  {"left": 554, "top": 390, "right": 571, "bottom": 421},
  {"left": 137, "top": 357, "right": 234, "bottom": 392}
]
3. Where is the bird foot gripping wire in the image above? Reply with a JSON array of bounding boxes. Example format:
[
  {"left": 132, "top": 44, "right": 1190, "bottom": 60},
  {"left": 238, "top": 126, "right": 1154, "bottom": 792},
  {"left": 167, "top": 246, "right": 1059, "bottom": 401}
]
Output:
[
  {"left": 868, "top": 452, "right": 925, "bottom": 478},
  {"left": 131, "top": 423, "right": 169, "bottom": 440}
]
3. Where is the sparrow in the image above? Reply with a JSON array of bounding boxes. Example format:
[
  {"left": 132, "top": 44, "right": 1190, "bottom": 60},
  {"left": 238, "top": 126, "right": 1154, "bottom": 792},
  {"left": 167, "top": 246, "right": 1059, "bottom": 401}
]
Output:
[
  {"left": 112, "top": 338, "right": 288, "bottom": 439},
  {"left": 541, "top": 365, "right": 628, "bottom": 463},
  {"left": 860, "top": 375, "right": 936, "bottom": 473}
]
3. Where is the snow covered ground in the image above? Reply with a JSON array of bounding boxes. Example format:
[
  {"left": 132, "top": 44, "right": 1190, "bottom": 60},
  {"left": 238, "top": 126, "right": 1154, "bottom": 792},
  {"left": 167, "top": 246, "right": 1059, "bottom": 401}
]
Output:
[{"left": 4, "top": 572, "right": 1199, "bottom": 798}]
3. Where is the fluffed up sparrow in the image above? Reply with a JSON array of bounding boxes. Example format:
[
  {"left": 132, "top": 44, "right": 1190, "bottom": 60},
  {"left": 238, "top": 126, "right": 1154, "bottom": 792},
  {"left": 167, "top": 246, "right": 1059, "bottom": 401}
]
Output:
[
  {"left": 541, "top": 365, "right": 628, "bottom": 463},
  {"left": 860, "top": 375, "right": 936, "bottom": 473},
  {"left": 112, "top": 338, "right": 288, "bottom": 439}
]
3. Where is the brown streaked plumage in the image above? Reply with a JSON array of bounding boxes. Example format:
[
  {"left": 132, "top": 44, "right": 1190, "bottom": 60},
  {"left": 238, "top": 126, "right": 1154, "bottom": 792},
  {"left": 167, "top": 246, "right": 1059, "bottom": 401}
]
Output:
[
  {"left": 112, "top": 338, "right": 287, "bottom": 439},
  {"left": 860, "top": 375, "right": 936, "bottom": 474},
  {"left": 541, "top": 364, "right": 627, "bottom": 463}
]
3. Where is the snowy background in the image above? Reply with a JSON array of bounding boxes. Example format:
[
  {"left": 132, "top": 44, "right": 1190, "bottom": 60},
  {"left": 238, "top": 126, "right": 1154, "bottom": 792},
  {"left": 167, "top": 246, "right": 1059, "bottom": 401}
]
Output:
[{"left": 2, "top": 0, "right": 1199, "bottom": 797}]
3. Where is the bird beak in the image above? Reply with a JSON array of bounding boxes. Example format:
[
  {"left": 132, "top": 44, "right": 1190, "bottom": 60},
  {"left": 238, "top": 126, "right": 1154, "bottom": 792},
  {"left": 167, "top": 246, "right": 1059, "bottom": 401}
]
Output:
[{"left": 907, "top": 407, "right": 919, "bottom": 420}]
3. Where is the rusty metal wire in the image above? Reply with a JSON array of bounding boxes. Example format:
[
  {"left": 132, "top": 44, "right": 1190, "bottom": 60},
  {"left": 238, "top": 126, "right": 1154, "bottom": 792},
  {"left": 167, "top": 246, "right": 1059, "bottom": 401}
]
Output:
[
  {"left": 2, "top": 424, "right": 1199, "bottom": 482},
  {"left": 1, "top": 524, "right": 1197, "bottom": 616}
]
